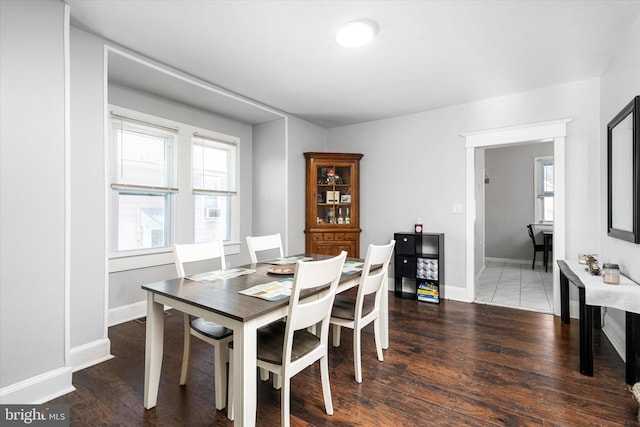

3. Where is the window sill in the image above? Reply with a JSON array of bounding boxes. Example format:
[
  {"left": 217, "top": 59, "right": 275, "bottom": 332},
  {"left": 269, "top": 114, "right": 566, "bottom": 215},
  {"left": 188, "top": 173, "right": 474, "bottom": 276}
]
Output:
[
  {"left": 108, "top": 241, "right": 241, "bottom": 273},
  {"left": 533, "top": 223, "right": 554, "bottom": 231}
]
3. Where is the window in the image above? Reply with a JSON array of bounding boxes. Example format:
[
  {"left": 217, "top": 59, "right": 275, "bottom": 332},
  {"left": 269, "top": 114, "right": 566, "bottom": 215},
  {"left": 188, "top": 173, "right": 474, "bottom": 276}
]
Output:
[
  {"left": 534, "top": 156, "right": 554, "bottom": 223},
  {"left": 110, "top": 116, "right": 177, "bottom": 253},
  {"left": 192, "top": 135, "right": 238, "bottom": 243},
  {"left": 109, "top": 108, "right": 241, "bottom": 266}
]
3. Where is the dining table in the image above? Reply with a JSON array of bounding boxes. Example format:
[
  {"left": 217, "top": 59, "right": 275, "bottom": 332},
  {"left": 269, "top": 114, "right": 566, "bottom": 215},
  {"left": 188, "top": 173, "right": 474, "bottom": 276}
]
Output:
[{"left": 141, "top": 253, "right": 388, "bottom": 426}]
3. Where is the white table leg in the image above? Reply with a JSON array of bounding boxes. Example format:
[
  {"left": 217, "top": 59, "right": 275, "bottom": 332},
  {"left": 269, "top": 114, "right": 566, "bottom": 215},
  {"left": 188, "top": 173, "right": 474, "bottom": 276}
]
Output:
[
  {"left": 233, "top": 321, "right": 257, "bottom": 426},
  {"left": 144, "top": 295, "right": 164, "bottom": 409}
]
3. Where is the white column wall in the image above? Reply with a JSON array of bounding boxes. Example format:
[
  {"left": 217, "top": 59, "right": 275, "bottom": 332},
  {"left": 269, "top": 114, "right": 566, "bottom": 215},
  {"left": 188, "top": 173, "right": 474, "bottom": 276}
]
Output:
[
  {"left": 286, "top": 116, "right": 327, "bottom": 255},
  {"left": 69, "top": 26, "right": 110, "bottom": 369},
  {"left": 0, "top": 0, "right": 73, "bottom": 401},
  {"left": 252, "top": 119, "right": 287, "bottom": 251}
]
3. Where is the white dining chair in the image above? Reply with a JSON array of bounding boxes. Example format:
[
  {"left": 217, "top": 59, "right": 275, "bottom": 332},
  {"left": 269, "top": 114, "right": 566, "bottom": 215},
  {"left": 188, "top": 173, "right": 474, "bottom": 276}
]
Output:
[
  {"left": 246, "top": 232, "right": 286, "bottom": 384},
  {"left": 173, "top": 241, "right": 233, "bottom": 411},
  {"left": 330, "top": 240, "right": 395, "bottom": 383},
  {"left": 246, "top": 233, "right": 284, "bottom": 263},
  {"left": 227, "top": 251, "right": 347, "bottom": 426}
]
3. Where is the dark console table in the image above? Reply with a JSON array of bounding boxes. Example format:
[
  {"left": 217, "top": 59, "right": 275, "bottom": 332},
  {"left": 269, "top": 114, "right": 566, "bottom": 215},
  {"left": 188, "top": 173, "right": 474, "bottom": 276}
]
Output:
[{"left": 558, "top": 259, "right": 640, "bottom": 385}]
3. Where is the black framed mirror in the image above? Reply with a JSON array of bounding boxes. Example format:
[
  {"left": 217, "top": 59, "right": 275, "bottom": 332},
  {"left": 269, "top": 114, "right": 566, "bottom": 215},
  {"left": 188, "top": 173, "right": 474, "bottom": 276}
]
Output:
[{"left": 607, "top": 95, "right": 640, "bottom": 243}]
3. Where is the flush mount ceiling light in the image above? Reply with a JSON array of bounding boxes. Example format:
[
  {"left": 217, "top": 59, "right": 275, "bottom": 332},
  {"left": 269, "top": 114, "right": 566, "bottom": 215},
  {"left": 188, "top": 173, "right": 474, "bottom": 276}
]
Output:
[{"left": 335, "top": 20, "right": 378, "bottom": 48}]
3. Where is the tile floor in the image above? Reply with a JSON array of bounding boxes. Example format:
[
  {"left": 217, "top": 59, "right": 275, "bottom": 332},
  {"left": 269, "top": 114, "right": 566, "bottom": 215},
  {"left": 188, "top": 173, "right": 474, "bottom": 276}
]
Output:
[{"left": 475, "top": 261, "right": 554, "bottom": 313}]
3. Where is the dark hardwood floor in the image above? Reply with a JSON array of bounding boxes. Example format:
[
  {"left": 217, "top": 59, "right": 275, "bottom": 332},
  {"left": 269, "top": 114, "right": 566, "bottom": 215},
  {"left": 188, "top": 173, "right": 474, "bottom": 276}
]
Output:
[{"left": 51, "top": 297, "right": 639, "bottom": 426}]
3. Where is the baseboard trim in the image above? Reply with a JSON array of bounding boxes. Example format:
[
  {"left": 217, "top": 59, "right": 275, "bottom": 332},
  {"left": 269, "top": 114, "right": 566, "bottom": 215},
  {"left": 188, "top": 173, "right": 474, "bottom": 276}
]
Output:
[
  {"left": 602, "top": 310, "right": 626, "bottom": 362},
  {"left": 569, "top": 300, "right": 579, "bottom": 319},
  {"left": 70, "top": 338, "right": 113, "bottom": 372},
  {"left": 485, "top": 257, "right": 543, "bottom": 266},
  {"left": 108, "top": 300, "right": 147, "bottom": 327},
  {"left": 476, "top": 264, "right": 487, "bottom": 280},
  {"left": 0, "top": 367, "right": 75, "bottom": 404},
  {"left": 444, "top": 285, "right": 474, "bottom": 303},
  {"left": 109, "top": 300, "right": 173, "bottom": 327}
]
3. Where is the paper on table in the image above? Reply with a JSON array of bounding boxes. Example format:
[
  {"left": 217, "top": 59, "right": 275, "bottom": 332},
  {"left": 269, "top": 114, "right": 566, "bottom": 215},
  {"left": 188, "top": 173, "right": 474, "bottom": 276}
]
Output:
[
  {"left": 261, "top": 256, "right": 313, "bottom": 265},
  {"left": 187, "top": 267, "right": 256, "bottom": 283},
  {"left": 342, "top": 260, "right": 364, "bottom": 274},
  {"left": 263, "top": 258, "right": 363, "bottom": 273},
  {"left": 239, "top": 278, "right": 294, "bottom": 301}
]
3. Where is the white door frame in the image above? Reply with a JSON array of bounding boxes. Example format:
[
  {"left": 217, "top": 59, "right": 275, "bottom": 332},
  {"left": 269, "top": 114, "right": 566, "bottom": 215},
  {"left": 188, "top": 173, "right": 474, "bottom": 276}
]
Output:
[{"left": 462, "top": 118, "right": 572, "bottom": 315}]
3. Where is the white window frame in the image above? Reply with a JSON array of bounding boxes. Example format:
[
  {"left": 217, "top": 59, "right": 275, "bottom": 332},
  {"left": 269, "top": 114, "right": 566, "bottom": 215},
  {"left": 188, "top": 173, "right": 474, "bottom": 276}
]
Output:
[
  {"left": 109, "top": 114, "right": 178, "bottom": 257},
  {"left": 534, "top": 156, "right": 554, "bottom": 224},
  {"left": 108, "top": 106, "right": 241, "bottom": 271},
  {"left": 191, "top": 132, "right": 239, "bottom": 243}
]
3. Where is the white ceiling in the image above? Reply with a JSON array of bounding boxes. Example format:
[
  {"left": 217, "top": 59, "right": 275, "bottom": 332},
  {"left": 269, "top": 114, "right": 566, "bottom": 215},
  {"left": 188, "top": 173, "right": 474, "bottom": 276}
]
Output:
[{"left": 68, "top": 0, "right": 640, "bottom": 128}]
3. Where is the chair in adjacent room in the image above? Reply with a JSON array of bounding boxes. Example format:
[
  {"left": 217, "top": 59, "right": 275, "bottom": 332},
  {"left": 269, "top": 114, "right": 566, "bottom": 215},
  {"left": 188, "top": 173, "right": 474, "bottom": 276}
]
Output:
[
  {"left": 227, "top": 251, "right": 347, "bottom": 426},
  {"left": 330, "top": 240, "right": 396, "bottom": 383},
  {"left": 246, "top": 233, "right": 284, "bottom": 263},
  {"left": 526, "top": 224, "right": 545, "bottom": 270},
  {"left": 173, "top": 241, "right": 233, "bottom": 410}
]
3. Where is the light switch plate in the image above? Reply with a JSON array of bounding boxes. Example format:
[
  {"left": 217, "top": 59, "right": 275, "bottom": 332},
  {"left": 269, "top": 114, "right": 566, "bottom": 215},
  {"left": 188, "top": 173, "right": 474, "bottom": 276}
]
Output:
[{"left": 452, "top": 203, "right": 464, "bottom": 214}]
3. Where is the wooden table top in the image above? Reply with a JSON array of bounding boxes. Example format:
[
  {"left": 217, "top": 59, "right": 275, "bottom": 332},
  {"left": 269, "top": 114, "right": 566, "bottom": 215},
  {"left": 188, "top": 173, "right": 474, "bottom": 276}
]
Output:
[{"left": 142, "top": 254, "right": 364, "bottom": 322}]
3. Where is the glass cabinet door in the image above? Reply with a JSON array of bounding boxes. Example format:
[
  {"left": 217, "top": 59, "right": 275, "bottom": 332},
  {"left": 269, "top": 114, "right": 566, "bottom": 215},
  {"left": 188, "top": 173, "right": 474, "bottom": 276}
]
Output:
[{"left": 315, "top": 164, "right": 352, "bottom": 225}]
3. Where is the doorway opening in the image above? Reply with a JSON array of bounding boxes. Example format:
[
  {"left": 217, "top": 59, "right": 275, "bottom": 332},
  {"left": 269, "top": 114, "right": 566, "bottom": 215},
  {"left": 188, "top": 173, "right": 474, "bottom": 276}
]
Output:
[
  {"left": 476, "top": 143, "right": 554, "bottom": 313},
  {"left": 463, "top": 119, "right": 572, "bottom": 316}
]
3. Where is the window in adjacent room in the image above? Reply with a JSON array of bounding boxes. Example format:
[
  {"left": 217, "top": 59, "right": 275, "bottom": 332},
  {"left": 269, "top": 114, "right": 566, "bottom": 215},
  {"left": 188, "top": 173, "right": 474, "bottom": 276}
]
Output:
[
  {"left": 192, "top": 134, "right": 238, "bottom": 243},
  {"left": 110, "top": 117, "right": 177, "bottom": 253},
  {"left": 534, "top": 156, "right": 554, "bottom": 223}
]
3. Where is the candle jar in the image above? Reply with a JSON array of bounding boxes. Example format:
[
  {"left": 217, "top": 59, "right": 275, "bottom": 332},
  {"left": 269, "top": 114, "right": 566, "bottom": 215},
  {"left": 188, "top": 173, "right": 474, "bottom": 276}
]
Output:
[{"left": 602, "top": 263, "right": 620, "bottom": 285}]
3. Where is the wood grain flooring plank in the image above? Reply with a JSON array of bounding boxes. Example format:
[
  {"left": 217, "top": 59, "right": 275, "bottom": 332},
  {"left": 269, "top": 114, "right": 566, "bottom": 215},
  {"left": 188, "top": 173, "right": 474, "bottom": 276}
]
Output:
[{"left": 50, "top": 298, "right": 639, "bottom": 426}]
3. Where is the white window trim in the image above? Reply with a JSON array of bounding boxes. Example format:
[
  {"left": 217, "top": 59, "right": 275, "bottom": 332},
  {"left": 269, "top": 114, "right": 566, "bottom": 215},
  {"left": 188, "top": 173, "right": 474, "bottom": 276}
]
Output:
[
  {"left": 109, "top": 114, "right": 178, "bottom": 257},
  {"left": 534, "top": 156, "right": 554, "bottom": 224},
  {"left": 109, "top": 190, "right": 177, "bottom": 259},
  {"left": 191, "top": 131, "right": 240, "bottom": 244},
  {"left": 107, "top": 106, "right": 241, "bottom": 272}
]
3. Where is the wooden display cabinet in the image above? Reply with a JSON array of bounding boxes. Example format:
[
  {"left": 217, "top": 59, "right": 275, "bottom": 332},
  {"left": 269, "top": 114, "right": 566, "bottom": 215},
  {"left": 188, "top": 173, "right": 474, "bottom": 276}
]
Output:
[{"left": 304, "top": 152, "right": 363, "bottom": 258}]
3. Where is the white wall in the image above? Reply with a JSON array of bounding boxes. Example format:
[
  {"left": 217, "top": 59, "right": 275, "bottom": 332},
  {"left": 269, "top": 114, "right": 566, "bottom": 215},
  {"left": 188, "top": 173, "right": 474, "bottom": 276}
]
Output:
[
  {"left": 252, "top": 115, "right": 326, "bottom": 256},
  {"left": 599, "top": 13, "right": 640, "bottom": 355},
  {"left": 0, "top": 0, "right": 73, "bottom": 401},
  {"left": 287, "top": 116, "right": 327, "bottom": 255},
  {"left": 327, "top": 78, "right": 601, "bottom": 294},
  {"left": 252, "top": 119, "right": 287, "bottom": 247},
  {"left": 485, "top": 142, "right": 553, "bottom": 261},
  {"left": 69, "top": 26, "right": 110, "bottom": 370},
  {"left": 600, "top": 14, "right": 640, "bottom": 283}
]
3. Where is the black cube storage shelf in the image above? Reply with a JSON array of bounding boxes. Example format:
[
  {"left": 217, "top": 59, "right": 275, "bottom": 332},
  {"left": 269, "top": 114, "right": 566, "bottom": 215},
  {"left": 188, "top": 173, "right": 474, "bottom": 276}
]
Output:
[{"left": 393, "top": 232, "right": 444, "bottom": 303}]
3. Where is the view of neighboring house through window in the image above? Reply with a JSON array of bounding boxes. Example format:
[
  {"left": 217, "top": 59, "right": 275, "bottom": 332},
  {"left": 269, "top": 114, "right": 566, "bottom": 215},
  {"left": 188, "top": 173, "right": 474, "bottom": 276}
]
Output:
[
  {"left": 109, "top": 110, "right": 240, "bottom": 260},
  {"left": 110, "top": 117, "right": 176, "bottom": 253},
  {"left": 534, "top": 156, "right": 554, "bottom": 223},
  {"left": 192, "top": 135, "right": 237, "bottom": 243}
]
